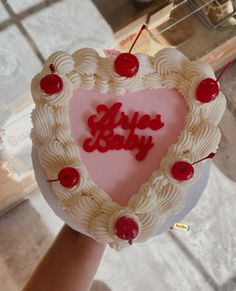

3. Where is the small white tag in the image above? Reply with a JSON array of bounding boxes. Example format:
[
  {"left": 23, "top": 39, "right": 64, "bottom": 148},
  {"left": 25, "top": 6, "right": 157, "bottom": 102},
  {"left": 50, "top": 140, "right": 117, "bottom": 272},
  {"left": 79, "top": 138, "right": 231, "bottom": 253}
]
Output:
[{"left": 170, "top": 223, "right": 190, "bottom": 232}]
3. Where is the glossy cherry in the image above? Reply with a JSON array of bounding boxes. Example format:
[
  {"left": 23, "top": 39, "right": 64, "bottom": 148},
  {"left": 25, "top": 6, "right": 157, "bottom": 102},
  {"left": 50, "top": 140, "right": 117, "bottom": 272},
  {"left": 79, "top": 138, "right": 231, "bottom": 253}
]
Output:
[
  {"left": 40, "top": 64, "right": 63, "bottom": 94},
  {"left": 47, "top": 167, "right": 80, "bottom": 188},
  {"left": 114, "top": 216, "right": 139, "bottom": 244},
  {"left": 195, "top": 78, "right": 219, "bottom": 103},
  {"left": 114, "top": 25, "right": 146, "bottom": 78},
  {"left": 195, "top": 61, "right": 232, "bottom": 103},
  {"left": 58, "top": 167, "right": 80, "bottom": 188},
  {"left": 171, "top": 161, "right": 194, "bottom": 181},
  {"left": 114, "top": 53, "right": 139, "bottom": 78},
  {"left": 171, "top": 152, "right": 215, "bottom": 181}
]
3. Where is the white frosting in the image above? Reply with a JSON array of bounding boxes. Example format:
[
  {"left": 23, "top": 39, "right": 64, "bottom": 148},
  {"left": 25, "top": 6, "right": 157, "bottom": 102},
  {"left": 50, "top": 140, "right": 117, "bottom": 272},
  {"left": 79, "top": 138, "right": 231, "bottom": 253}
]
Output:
[
  {"left": 154, "top": 48, "right": 188, "bottom": 76},
  {"left": 42, "top": 51, "right": 75, "bottom": 76},
  {"left": 67, "top": 71, "right": 81, "bottom": 89},
  {"left": 143, "top": 72, "right": 162, "bottom": 89},
  {"left": 192, "top": 122, "right": 221, "bottom": 158},
  {"left": 200, "top": 92, "right": 226, "bottom": 124},
  {"left": 128, "top": 185, "right": 159, "bottom": 215},
  {"left": 184, "top": 60, "right": 215, "bottom": 81},
  {"left": 31, "top": 104, "right": 55, "bottom": 142},
  {"left": 31, "top": 48, "right": 225, "bottom": 250},
  {"left": 30, "top": 130, "right": 42, "bottom": 149},
  {"left": 97, "top": 57, "right": 113, "bottom": 81},
  {"left": 136, "top": 53, "right": 156, "bottom": 76},
  {"left": 73, "top": 48, "right": 98, "bottom": 75}
]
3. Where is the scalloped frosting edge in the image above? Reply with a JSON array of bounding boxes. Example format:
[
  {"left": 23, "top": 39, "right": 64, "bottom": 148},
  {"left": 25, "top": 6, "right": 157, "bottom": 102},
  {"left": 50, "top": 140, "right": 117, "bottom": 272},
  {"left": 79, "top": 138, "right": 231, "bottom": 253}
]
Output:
[{"left": 31, "top": 48, "right": 226, "bottom": 250}]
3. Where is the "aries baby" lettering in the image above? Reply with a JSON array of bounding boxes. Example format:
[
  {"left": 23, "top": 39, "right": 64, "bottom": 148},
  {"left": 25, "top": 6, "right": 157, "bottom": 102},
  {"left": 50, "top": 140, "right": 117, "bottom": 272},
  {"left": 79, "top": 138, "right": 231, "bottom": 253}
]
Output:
[{"left": 83, "top": 102, "right": 164, "bottom": 161}]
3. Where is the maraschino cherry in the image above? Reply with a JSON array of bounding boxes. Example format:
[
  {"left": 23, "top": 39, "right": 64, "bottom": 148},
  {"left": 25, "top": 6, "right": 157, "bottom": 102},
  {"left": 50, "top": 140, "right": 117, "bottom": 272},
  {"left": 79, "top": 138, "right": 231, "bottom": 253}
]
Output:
[
  {"left": 40, "top": 64, "right": 63, "bottom": 94},
  {"left": 171, "top": 153, "right": 215, "bottom": 181},
  {"left": 47, "top": 167, "right": 80, "bottom": 188},
  {"left": 114, "top": 216, "right": 139, "bottom": 245},
  {"left": 171, "top": 161, "right": 194, "bottom": 181},
  {"left": 114, "top": 25, "right": 146, "bottom": 78},
  {"left": 196, "top": 61, "right": 232, "bottom": 103}
]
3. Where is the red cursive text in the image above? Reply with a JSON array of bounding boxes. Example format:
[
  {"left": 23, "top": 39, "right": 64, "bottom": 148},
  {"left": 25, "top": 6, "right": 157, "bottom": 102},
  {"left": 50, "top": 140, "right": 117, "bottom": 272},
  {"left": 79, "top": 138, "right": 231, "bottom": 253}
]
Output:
[{"left": 83, "top": 102, "right": 164, "bottom": 161}]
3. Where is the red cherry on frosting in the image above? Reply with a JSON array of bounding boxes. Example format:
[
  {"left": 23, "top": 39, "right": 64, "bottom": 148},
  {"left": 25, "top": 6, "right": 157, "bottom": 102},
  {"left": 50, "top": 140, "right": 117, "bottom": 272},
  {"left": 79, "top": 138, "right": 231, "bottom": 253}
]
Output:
[
  {"left": 195, "top": 78, "right": 219, "bottom": 103},
  {"left": 57, "top": 167, "right": 80, "bottom": 188},
  {"left": 114, "top": 53, "right": 139, "bottom": 78},
  {"left": 195, "top": 61, "right": 233, "bottom": 103},
  {"left": 114, "top": 216, "right": 139, "bottom": 244},
  {"left": 171, "top": 161, "right": 194, "bottom": 181},
  {"left": 171, "top": 153, "right": 216, "bottom": 181},
  {"left": 40, "top": 64, "right": 63, "bottom": 95},
  {"left": 114, "top": 24, "right": 146, "bottom": 78},
  {"left": 47, "top": 167, "right": 80, "bottom": 188}
]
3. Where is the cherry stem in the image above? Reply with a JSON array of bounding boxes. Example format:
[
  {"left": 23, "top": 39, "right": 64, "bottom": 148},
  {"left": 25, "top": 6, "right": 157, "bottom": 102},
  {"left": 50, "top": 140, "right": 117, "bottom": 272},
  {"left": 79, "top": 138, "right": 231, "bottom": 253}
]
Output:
[
  {"left": 128, "top": 24, "right": 146, "bottom": 54},
  {"left": 49, "top": 64, "right": 55, "bottom": 74},
  {"left": 47, "top": 178, "right": 59, "bottom": 183},
  {"left": 128, "top": 239, "right": 133, "bottom": 245},
  {"left": 192, "top": 152, "right": 215, "bottom": 165},
  {"left": 216, "top": 61, "right": 233, "bottom": 82},
  {"left": 47, "top": 176, "right": 68, "bottom": 183}
]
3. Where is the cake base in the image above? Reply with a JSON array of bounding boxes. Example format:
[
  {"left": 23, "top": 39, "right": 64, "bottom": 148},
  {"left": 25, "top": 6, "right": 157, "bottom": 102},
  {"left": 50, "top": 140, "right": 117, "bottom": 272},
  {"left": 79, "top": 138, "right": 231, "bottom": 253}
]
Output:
[{"left": 32, "top": 147, "right": 211, "bottom": 238}]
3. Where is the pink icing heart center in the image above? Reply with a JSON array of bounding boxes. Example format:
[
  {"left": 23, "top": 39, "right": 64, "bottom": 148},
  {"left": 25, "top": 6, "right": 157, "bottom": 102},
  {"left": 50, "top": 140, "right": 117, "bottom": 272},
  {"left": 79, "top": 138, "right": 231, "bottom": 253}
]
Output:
[{"left": 69, "top": 88, "right": 187, "bottom": 206}]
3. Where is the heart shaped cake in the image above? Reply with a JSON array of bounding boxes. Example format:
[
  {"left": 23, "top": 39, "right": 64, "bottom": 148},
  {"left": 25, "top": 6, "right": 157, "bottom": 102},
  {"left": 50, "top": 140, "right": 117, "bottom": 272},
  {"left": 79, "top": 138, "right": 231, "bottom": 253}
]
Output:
[{"left": 31, "top": 47, "right": 226, "bottom": 250}]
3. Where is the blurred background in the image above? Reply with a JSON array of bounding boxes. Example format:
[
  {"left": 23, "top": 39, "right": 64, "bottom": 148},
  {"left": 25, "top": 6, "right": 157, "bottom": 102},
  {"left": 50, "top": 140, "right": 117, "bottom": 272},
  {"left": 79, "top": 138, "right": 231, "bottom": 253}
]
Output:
[{"left": 0, "top": 1, "right": 236, "bottom": 290}]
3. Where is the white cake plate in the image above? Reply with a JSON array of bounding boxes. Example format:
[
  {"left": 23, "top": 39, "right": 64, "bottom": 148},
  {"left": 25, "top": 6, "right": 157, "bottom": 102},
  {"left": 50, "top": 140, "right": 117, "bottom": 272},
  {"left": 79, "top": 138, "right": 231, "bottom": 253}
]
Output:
[{"left": 32, "top": 147, "right": 211, "bottom": 237}]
